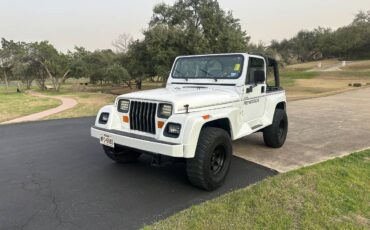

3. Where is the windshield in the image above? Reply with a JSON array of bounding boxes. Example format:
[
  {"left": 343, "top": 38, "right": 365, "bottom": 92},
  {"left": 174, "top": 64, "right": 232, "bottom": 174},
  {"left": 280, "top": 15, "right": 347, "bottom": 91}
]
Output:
[{"left": 172, "top": 55, "right": 244, "bottom": 79}]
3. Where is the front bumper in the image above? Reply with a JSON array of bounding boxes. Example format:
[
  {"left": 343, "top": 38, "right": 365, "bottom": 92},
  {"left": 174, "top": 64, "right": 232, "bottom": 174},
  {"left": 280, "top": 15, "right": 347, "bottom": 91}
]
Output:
[{"left": 91, "top": 126, "right": 184, "bottom": 158}]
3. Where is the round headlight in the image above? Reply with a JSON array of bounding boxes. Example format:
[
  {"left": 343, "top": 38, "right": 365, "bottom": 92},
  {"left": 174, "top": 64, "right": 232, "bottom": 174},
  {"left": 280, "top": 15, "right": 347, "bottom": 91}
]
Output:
[
  {"left": 158, "top": 103, "right": 173, "bottom": 118},
  {"left": 118, "top": 99, "right": 130, "bottom": 113}
]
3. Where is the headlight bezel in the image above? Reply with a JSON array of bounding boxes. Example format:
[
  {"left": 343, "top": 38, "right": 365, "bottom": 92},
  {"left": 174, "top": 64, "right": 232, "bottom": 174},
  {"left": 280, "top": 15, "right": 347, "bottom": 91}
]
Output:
[
  {"left": 98, "top": 112, "right": 110, "bottom": 124},
  {"left": 117, "top": 99, "right": 130, "bottom": 113},
  {"left": 164, "top": 122, "right": 181, "bottom": 138},
  {"left": 157, "top": 103, "right": 173, "bottom": 119}
]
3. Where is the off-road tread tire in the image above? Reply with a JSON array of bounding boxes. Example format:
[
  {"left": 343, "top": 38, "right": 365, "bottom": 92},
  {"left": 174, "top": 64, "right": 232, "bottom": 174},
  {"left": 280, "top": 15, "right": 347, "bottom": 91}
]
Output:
[
  {"left": 103, "top": 145, "right": 142, "bottom": 163},
  {"left": 263, "top": 109, "right": 288, "bottom": 148},
  {"left": 186, "top": 127, "right": 232, "bottom": 191}
]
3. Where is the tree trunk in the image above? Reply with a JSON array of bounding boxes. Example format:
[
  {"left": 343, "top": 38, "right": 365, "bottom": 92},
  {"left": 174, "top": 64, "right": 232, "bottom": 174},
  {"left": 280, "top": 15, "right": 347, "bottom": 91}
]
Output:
[
  {"left": 26, "top": 79, "right": 32, "bottom": 89},
  {"left": 39, "top": 61, "right": 59, "bottom": 91},
  {"left": 55, "top": 70, "right": 70, "bottom": 92},
  {"left": 39, "top": 61, "right": 53, "bottom": 79},
  {"left": 3, "top": 70, "right": 8, "bottom": 87},
  {"left": 17, "top": 82, "right": 22, "bottom": 92},
  {"left": 135, "top": 80, "right": 142, "bottom": 89},
  {"left": 37, "top": 78, "right": 46, "bottom": 91}
]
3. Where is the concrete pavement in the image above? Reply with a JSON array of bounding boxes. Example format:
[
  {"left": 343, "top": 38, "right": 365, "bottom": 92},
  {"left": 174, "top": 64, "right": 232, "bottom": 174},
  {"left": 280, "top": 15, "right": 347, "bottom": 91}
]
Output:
[{"left": 234, "top": 86, "right": 370, "bottom": 172}]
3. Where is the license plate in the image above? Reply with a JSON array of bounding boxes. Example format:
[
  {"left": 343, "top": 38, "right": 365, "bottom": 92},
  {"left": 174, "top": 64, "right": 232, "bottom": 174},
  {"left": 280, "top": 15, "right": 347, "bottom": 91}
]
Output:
[{"left": 100, "top": 134, "right": 114, "bottom": 147}]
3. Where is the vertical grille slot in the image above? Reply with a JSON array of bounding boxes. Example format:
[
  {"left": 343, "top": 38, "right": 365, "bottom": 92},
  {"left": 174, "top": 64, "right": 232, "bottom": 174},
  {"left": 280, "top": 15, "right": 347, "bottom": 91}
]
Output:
[{"left": 129, "top": 101, "right": 157, "bottom": 134}]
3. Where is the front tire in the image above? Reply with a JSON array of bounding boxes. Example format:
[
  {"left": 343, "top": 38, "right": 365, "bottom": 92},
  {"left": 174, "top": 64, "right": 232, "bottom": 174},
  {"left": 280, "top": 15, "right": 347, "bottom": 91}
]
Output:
[
  {"left": 103, "top": 145, "right": 142, "bottom": 163},
  {"left": 263, "top": 109, "right": 288, "bottom": 148},
  {"left": 186, "top": 127, "right": 232, "bottom": 191}
]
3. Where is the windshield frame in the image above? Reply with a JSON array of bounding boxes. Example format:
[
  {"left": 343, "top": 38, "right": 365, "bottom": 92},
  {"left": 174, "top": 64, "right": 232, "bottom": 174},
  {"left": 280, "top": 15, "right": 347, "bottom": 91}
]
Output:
[{"left": 171, "top": 54, "right": 245, "bottom": 80}]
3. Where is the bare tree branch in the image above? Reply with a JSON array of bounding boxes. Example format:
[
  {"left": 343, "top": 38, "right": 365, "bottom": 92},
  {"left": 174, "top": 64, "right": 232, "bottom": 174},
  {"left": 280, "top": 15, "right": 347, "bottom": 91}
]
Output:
[{"left": 112, "top": 33, "right": 134, "bottom": 53}]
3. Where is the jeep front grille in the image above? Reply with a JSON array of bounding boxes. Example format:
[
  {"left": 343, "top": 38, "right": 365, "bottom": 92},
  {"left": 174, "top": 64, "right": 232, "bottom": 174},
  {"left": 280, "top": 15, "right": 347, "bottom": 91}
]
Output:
[{"left": 129, "top": 101, "right": 157, "bottom": 134}]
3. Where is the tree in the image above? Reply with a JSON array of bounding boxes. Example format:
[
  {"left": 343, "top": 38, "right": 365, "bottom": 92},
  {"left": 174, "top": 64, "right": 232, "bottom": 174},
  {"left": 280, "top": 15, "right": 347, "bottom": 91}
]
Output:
[
  {"left": 32, "top": 62, "right": 48, "bottom": 90},
  {"left": 352, "top": 10, "right": 370, "bottom": 25},
  {"left": 150, "top": 0, "right": 249, "bottom": 53},
  {"left": 112, "top": 33, "right": 134, "bottom": 53},
  {"left": 126, "top": 0, "right": 250, "bottom": 80},
  {"left": 104, "top": 63, "right": 131, "bottom": 87},
  {"left": 269, "top": 10, "right": 370, "bottom": 63},
  {"left": 0, "top": 38, "right": 24, "bottom": 87},
  {"left": 28, "top": 41, "right": 71, "bottom": 91}
]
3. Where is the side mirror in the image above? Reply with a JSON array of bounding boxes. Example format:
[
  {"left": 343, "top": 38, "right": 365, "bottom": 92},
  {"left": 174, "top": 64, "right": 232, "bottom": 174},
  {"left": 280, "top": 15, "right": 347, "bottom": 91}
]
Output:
[{"left": 254, "top": 70, "right": 265, "bottom": 84}]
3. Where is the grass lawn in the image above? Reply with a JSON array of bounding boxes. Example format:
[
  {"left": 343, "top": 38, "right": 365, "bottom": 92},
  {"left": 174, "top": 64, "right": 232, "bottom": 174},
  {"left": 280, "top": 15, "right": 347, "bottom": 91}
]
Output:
[
  {"left": 41, "top": 82, "right": 158, "bottom": 120},
  {"left": 44, "top": 91, "right": 115, "bottom": 120},
  {"left": 285, "top": 59, "right": 340, "bottom": 71},
  {"left": 145, "top": 149, "right": 370, "bottom": 229},
  {"left": 279, "top": 68, "right": 370, "bottom": 101},
  {"left": 0, "top": 86, "right": 61, "bottom": 123}
]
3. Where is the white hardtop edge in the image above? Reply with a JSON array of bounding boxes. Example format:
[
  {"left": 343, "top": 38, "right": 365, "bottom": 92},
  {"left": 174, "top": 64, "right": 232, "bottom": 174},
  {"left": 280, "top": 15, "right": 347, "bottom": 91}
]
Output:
[
  {"left": 174, "top": 52, "right": 263, "bottom": 58},
  {"left": 175, "top": 53, "right": 247, "bottom": 58}
]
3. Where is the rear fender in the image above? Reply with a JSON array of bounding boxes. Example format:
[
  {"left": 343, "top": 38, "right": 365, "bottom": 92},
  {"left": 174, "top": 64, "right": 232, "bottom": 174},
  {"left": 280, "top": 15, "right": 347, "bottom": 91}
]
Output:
[{"left": 262, "top": 92, "right": 287, "bottom": 126}]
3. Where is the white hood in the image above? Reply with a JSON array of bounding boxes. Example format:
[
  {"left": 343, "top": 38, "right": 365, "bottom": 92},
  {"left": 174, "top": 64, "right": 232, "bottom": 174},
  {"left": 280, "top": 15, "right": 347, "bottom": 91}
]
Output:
[{"left": 119, "top": 86, "right": 240, "bottom": 113}]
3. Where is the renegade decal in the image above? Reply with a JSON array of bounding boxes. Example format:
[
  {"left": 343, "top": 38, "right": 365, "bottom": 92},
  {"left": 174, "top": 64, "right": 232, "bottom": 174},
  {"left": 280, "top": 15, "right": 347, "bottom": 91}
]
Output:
[{"left": 244, "top": 98, "right": 259, "bottom": 105}]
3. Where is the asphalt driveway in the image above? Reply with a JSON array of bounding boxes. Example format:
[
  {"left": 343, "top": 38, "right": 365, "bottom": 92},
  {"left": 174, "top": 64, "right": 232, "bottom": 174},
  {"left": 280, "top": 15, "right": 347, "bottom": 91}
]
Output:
[{"left": 0, "top": 118, "right": 276, "bottom": 230}]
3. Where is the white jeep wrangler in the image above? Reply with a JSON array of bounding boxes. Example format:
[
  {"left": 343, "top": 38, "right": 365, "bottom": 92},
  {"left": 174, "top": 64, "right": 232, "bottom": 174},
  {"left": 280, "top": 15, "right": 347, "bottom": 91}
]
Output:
[{"left": 91, "top": 53, "right": 288, "bottom": 190}]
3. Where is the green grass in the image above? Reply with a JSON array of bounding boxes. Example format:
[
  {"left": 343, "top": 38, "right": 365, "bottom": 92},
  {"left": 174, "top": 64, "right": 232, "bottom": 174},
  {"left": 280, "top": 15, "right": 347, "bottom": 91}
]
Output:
[
  {"left": 337, "top": 71, "right": 370, "bottom": 78},
  {"left": 270, "top": 71, "right": 319, "bottom": 87},
  {"left": 0, "top": 87, "right": 61, "bottom": 123},
  {"left": 281, "top": 71, "right": 320, "bottom": 79},
  {"left": 145, "top": 149, "right": 370, "bottom": 230}
]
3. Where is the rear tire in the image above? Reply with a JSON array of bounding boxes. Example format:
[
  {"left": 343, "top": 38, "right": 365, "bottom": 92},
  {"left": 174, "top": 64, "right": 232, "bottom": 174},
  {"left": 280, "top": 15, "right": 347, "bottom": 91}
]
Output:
[
  {"left": 263, "top": 109, "right": 288, "bottom": 148},
  {"left": 186, "top": 127, "right": 232, "bottom": 191},
  {"left": 103, "top": 145, "right": 142, "bottom": 163}
]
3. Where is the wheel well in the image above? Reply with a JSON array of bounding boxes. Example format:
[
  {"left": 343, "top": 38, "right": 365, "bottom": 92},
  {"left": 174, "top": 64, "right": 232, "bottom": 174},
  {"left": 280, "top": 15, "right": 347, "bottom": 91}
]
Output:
[
  {"left": 203, "top": 118, "right": 231, "bottom": 137},
  {"left": 276, "top": 102, "right": 286, "bottom": 111}
]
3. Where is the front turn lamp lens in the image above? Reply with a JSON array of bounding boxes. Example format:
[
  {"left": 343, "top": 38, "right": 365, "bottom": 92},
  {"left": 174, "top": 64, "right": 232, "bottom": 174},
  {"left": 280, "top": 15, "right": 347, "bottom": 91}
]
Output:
[
  {"left": 158, "top": 104, "right": 173, "bottom": 118},
  {"left": 118, "top": 99, "right": 130, "bottom": 113}
]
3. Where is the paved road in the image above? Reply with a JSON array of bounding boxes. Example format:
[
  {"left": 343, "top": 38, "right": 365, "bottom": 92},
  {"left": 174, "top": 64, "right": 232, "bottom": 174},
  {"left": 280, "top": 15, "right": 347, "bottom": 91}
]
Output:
[
  {"left": 0, "top": 118, "right": 276, "bottom": 230},
  {"left": 234, "top": 86, "right": 370, "bottom": 172}
]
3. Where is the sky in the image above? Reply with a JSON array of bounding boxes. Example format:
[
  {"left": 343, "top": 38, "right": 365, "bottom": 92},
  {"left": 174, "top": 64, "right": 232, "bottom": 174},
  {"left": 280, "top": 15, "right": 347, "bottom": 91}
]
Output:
[{"left": 0, "top": 0, "right": 368, "bottom": 52}]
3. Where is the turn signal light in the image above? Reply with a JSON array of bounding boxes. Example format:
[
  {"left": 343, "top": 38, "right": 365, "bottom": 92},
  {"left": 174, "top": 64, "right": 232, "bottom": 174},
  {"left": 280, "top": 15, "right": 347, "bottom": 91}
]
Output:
[
  {"left": 157, "top": 121, "right": 164, "bottom": 129},
  {"left": 202, "top": 115, "right": 210, "bottom": 120},
  {"left": 122, "top": 116, "right": 129, "bottom": 123}
]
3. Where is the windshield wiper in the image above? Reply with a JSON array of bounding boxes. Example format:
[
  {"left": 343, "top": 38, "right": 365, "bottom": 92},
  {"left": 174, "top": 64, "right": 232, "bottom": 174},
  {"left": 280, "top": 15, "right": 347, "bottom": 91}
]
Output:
[
  {"left": 200, "top": 69, "right": 219, "bottom": 82},
  {"left": 200, "top": 68, "right": 212, "bottom": 77}
]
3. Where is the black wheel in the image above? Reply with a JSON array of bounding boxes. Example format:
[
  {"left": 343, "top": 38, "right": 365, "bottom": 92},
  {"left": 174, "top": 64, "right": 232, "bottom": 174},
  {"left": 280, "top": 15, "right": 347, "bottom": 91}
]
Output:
[
  {"left": 186, "top": 127, "right": 232, "bottom": 191},
  {"left": 263, "top": 109, "right": 288, "bottom": 148},
  {"left": 103, "top": 145, "right": 142, "bottom": 163}
]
